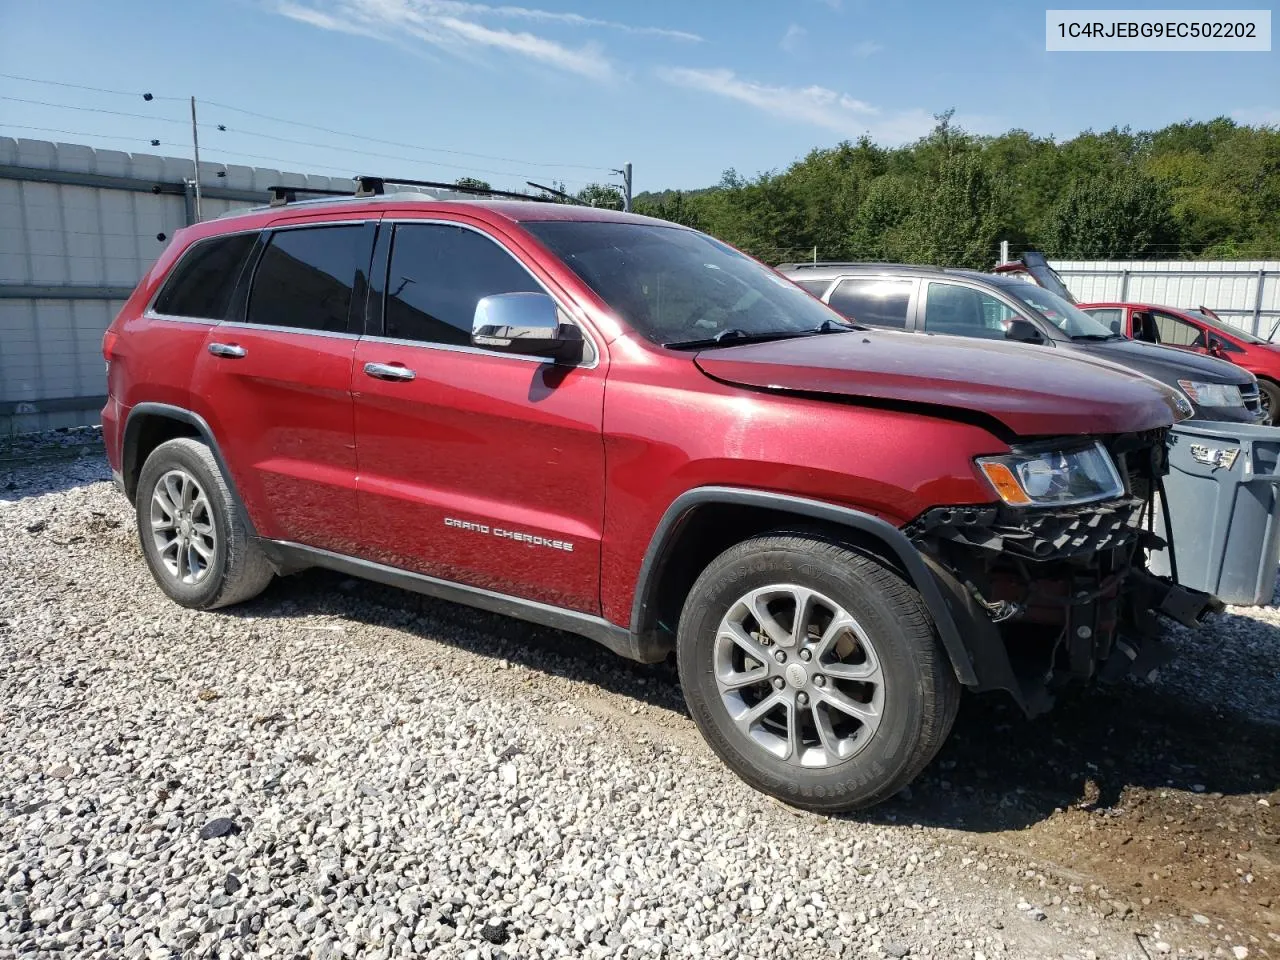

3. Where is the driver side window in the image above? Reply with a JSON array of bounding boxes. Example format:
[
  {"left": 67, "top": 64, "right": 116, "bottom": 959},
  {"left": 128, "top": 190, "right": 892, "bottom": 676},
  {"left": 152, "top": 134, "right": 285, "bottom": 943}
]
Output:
[
  {"left": 922, "top": 283, "right": 1018, "bottom": 340},
  {"left": 1153, "top": 312, "right": 1205, "bottom": 349}
]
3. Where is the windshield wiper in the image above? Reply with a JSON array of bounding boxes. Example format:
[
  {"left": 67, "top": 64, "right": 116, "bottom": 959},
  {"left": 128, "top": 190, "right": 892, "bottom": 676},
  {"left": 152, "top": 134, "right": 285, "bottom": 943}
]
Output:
[
  {"left": 1070, "top": 333, "right": 1123, "bottom": 342},
  {"left": 808, "top": 318, "right": 862, "bottom": 333},
  {"left": 662, "top": 328, "right": 810, "bottom": 349}
]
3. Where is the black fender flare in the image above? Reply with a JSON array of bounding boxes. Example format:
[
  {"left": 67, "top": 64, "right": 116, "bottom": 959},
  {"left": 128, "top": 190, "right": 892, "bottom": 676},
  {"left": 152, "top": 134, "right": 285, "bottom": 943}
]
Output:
[
  {"left": 629, "top": 486, "right": 980, "bottom": 687},
  {"left": 121, "top": 402, "right": 256, "bottom": 536}
]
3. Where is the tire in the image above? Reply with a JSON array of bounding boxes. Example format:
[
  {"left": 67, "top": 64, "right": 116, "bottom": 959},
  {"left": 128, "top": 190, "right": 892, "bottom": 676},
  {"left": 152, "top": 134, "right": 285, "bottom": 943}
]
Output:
[
  {"left": 1259, "top": 379, "right": 1280, "bottom": 426},
  {"left": 135, "top": 437, "right": 274, "bottom": 609},
  {"left": 677, "top": 533, "right": 960, "bottom": 813}
]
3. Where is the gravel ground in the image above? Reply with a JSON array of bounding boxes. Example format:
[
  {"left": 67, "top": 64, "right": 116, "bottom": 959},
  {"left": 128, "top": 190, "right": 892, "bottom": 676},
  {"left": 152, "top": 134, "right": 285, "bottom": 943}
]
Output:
[{"left": 2, "top": 430, "right": 1276, "bottom": 960}]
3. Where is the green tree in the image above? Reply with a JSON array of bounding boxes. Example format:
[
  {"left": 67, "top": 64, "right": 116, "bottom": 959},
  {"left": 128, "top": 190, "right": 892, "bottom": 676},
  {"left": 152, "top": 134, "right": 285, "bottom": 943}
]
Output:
[
  {"left": 575, "top": 182, "right": 625, "bottom": 209},
  {"left": 633, "top": 190, "right": 705, "bottom": 230},
  {"left": 1043, "top": 172, "right": 1177, "bottom": 259},
  {"left": 900, "top": 152, "right": 1005, "bottom": 268},
  {"left": 454, "top": 177, "right": 491, "bottom": 191}
]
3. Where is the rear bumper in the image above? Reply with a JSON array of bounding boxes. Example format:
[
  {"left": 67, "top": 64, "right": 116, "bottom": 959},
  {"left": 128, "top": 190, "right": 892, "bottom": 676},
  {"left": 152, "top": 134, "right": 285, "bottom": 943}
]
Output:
[{"left": 101, "top": 395, "right": 123, "bottom": 476}]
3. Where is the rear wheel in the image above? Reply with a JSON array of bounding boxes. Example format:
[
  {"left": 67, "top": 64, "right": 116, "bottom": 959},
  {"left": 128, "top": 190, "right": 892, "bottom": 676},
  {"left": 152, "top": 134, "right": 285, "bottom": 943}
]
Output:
[
  {"left": 135, "top": 438, "right": 274, "bottom": 609},
  {"left": 677, "top": 534, "right": 960, "bottom": 812}
]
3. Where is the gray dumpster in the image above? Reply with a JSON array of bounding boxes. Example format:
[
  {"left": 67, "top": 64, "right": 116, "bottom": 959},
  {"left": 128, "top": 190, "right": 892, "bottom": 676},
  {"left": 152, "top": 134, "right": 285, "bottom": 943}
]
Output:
[{"left": 1149, "top": 420, "right": 1280, "bottom": 606}]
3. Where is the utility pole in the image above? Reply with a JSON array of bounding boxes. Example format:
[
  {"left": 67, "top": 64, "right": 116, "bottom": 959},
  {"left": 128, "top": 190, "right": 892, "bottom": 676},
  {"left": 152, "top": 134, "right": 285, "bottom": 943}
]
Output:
[
  {"left": 999, "top": 239, "right": 1009, "bottom": 266},
  {"left": 189, "top": 96, "right": 203, "bottom": 221},
  {"left": 612, "top": 162, "right": 633, "bottom": 212}
]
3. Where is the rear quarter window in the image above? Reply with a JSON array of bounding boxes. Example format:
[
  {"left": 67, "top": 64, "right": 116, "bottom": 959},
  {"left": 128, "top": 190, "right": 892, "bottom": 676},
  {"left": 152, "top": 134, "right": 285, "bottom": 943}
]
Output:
[{"left": 152, "top": 233, "right": 257, "bottom": 320}]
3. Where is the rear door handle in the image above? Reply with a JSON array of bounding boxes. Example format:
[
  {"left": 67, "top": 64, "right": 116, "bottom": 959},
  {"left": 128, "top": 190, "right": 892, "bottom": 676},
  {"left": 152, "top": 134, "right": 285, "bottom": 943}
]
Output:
[
  {"left": 208, "top": 342, "right": 246, "bottom": 359},
  {"left": 364, "top": 362, "right": 416, "bottom": 382}
]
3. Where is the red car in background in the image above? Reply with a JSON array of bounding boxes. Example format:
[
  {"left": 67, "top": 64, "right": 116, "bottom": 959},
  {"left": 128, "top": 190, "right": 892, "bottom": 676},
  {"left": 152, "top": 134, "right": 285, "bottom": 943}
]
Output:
[{"left": 1078, "top": 301, "right": 1280, "bottom": 423}]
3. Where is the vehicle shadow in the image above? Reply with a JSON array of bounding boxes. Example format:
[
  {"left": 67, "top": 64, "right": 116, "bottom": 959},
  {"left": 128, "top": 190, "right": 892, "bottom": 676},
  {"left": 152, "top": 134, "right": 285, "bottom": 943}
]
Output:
[
  {"left": 234, "top": 569, "right": 1280, "bottom": 835},
  {"left": 860, "top": 605, "right": 1280, "bottom": 832},
  {"left": 0, "top": 446, "right": 111, "bottom": 501},
  {"left": 229, "top": 567, "right": 691, "bottom": 715}
]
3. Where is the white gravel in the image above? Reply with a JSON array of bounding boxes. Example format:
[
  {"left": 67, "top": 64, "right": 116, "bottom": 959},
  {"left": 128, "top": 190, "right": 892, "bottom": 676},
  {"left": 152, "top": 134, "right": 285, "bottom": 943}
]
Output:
[{"left": 1, "top": 431, "right": 1267, "bottom": 959}]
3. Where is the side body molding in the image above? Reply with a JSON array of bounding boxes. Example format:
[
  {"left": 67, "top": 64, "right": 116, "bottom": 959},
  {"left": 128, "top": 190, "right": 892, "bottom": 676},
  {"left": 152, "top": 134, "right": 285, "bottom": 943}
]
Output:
[{"left": 629, "top": 486, "right": 981, "bottom": 687}]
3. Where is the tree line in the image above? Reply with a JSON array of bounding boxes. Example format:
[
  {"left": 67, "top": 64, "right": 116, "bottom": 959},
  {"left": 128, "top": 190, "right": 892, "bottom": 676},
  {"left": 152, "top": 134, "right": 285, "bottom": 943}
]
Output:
[{"left": 532, "top": 114, "right": 1280, "bottom": 269}]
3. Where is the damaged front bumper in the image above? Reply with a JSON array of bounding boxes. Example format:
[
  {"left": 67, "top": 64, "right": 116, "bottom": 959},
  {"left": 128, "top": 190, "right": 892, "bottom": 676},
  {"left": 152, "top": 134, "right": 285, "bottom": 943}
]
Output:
[{"left": 907, "top": 496, "right": 1222, "bottom": 717}]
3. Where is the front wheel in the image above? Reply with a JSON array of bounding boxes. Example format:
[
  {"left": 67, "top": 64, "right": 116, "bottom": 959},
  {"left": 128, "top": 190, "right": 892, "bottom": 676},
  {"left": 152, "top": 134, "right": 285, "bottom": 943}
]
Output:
[
  {"left": 677, "top": 534, "right": 960, "bottom": 812},
  {"left": 1259, "top": 379, "right": 1280, "bottom": 426}
]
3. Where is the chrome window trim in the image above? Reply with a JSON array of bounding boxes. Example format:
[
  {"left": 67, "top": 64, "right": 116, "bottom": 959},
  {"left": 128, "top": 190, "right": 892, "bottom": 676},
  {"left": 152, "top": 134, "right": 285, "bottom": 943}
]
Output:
[
  {"left": 143, "top": 310, "right": 220, "bottom": 326},
  {"left": 217, "top": 320, "right": 363, "bottom": 341},
  {"left": 143, "top": 227, "right": 262, "bottom": 322},
  {"left": 379, "top": 217, "right": 600, "bottom": 370}
]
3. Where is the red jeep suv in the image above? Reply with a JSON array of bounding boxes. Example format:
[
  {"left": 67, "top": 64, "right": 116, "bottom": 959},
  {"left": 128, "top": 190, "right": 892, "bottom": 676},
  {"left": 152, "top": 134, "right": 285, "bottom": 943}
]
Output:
[{"left": 102, "top": 181, "right": 1217, "bottom": 811}]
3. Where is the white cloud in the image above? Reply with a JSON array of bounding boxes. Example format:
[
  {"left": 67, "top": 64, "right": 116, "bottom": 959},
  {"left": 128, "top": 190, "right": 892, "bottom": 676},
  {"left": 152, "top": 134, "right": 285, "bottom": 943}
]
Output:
[
  {"left": 781, "top": 24, "right": 807, "bottom": 54},
  {"left": 271, "top": 0, "right": 700, "bottom": 78},
  {"left": 852, "top": 39, "right": 882, "bottom": 57},
  {"left": 1232, "top": 107, "right": 1280, "bottom": 127},
  {"left": 479, "top": 4, "right": 701, "bottom": 41},
  {"left": 656, "top": 66, "right": 945, "bottom": 144}
]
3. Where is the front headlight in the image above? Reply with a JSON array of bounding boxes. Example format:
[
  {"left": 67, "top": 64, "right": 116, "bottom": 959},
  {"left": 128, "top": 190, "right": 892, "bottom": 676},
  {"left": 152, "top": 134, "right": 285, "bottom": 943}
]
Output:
[
  {"left": 977, "top": 441, "right": 1125, "bottom": 507},
  {"left": 1178, "top": 380, "right": 1244, "bottom": 408}
]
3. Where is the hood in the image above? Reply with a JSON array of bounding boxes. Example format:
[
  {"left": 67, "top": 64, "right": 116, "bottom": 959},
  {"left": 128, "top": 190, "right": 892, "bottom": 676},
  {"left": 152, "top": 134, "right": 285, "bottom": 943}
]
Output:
[
  {"left": 694, "top": 331, "right": 1182, "bottom": 437},
  {"left": 1074, "top": 338, "right": 1255, "bottom": 386}
]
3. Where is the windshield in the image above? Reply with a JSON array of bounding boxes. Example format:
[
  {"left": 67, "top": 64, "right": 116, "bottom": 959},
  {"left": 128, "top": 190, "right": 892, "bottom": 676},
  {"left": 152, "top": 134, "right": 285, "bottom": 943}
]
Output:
[
  {"left": 522, "top": 220, "right": 851, "bottom": 346},
  {"left": 1001, "top": 283, "right": 1116, "bottom": 339},
  {"left": 1186, "top": 310, "right": 1265, "bottom": 344}
]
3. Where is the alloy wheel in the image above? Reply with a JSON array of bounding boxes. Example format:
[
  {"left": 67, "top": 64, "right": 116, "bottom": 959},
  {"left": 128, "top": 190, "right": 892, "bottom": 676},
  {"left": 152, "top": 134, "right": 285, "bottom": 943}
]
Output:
[
  {"left": 713, "top": 584, "right": 885, "bottom": 768},
  {"left": 150, "top": 468, "right": 216, "bottom": 585}
]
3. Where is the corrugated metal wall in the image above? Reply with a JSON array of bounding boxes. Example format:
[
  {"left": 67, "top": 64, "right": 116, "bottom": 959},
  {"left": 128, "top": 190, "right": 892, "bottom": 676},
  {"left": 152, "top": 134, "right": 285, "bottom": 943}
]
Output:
[
  {"left": 0, "top": 137, "right": 354, "bottom": 433},
  {"left": 1048, "top": 259, "right": 1280, "bottom": 336}
]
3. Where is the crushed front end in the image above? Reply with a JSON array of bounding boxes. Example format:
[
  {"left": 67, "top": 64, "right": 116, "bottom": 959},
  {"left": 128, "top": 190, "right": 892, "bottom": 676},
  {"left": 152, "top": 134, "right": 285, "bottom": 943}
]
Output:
[{"left": 907, "top": 429, "right": 1222, "bottom": 716}]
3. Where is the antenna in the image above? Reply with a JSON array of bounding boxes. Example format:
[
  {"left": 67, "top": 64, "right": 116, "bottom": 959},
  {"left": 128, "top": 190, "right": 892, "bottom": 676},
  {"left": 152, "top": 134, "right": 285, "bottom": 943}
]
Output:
[{"left": 526, "top": 180, "right": 583, "bottom": 205}]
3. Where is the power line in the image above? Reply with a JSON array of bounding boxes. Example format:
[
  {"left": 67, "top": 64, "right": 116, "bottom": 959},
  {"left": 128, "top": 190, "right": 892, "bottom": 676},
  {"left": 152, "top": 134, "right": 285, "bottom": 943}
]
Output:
[
  {"left": 0, "top": 73, "right": 611, "bottom": 173},
  {"left": 0, "top": 72, "right": 183, "bottom": 101},
  {"left": 202, "top": 122, "right": 600, "bottom": 185},
  {"left": 1, "top": 91, "right": 608, "bottom": 186},
  {"left": 0, "top": 95, "right": 188, "bottom": 125},
  {"left": 199, "top": 98, "right": 609, "bottom": 172},
  {"left": 0, "top": 119, "right": 601, "bottom": 188}
]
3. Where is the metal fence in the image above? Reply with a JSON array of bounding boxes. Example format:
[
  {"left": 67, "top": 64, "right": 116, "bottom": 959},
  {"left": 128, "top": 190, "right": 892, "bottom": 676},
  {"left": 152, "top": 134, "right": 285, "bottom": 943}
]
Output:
[
  {"left": 0, "top": 137, "right": 357, "bottom": 433},
  {"left": 1047, "top": 258, "right": 1280, "bottom": 338}
]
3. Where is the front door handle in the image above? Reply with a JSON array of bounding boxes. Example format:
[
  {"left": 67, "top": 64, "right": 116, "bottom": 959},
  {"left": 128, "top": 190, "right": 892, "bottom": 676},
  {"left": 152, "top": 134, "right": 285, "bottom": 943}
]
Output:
[
  {"left": 208, "top": 342, "right": 246, "bottom": 359},
  {"left": 364, "top": 362, "right": 416, "bottom": 382}
]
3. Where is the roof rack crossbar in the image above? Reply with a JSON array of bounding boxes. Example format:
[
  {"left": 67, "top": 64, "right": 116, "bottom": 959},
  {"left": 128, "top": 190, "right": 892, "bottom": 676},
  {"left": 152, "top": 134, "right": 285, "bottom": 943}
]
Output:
[
  {"left": 359, "top": 175, "right": 557, "bottom": 204},
  {"left": 265, "top": 184, "right": 353, "bottom": 207}
]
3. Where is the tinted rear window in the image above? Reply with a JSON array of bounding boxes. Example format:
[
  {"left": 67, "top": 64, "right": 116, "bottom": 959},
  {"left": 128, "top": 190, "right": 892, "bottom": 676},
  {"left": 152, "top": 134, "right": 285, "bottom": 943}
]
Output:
[
  {"left": 247, "top": 226, "right": 363, "bottom": 333},
  {"left": 828, "top": 278, "right": 912, "bottom": 329},
  {"left": 153, "top": 233, "right": 256, "bottom": 320}
]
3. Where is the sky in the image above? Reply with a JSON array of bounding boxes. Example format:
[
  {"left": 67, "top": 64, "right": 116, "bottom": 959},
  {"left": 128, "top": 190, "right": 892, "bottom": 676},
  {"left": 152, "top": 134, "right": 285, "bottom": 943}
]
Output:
[{"left": 0, "top": 0, "right": 1276, "bottom": 196}]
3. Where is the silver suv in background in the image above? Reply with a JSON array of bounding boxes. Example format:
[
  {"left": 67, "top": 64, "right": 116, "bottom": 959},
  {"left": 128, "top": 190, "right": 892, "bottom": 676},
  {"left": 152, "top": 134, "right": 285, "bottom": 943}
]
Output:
[{"left": 777, "top": 262, "right": 1263, "bottom": 424}]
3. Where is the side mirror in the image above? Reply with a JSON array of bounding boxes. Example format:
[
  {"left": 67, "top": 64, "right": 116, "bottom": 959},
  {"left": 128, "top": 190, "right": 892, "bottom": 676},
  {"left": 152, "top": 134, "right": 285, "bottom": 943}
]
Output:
[
  {"left": 1209, "top": 338, "right": 1226, "bottom": 358},
  {"left": 1005, "top": 318, "right": 1044, "bottom": 344},
  {"left": 471, "top": 292, "right": 584, "bottom": 364}
]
